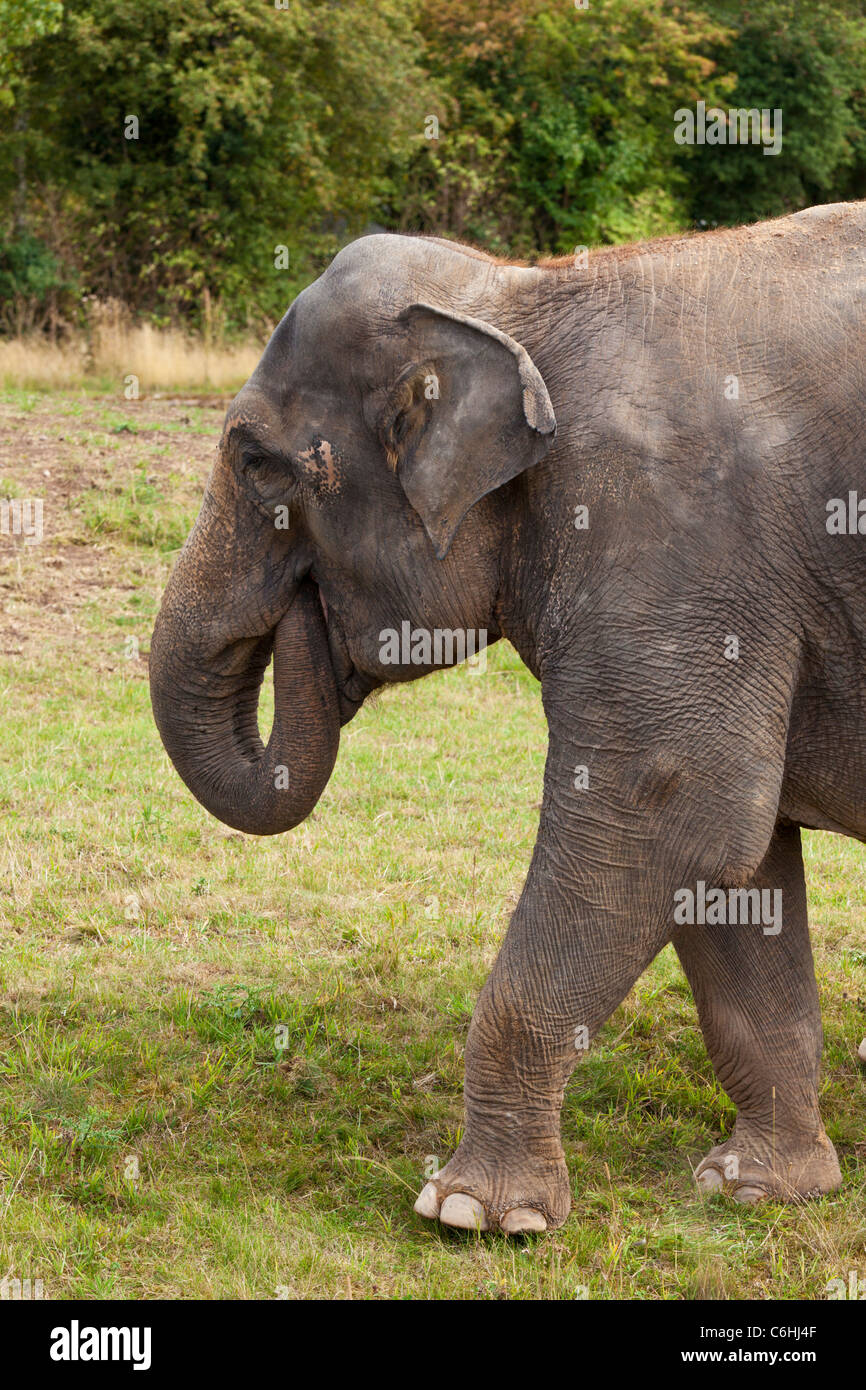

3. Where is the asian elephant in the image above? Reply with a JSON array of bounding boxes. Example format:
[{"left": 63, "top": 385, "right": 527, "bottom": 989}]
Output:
[{"left": 150, "top": 200, "right": 866, "bottom": 1234}]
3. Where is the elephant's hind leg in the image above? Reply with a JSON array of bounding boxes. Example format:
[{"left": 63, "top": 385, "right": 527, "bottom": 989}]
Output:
[{"left": 674, "top": 823, "right": 841, "bottom": 1203}]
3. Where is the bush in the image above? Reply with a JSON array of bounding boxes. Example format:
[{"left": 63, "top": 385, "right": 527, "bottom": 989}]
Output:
[{"left": 0, "top": 231, "right": 77, "bottom": 336}]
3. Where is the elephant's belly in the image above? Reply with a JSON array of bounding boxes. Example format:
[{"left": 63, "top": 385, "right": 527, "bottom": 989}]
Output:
[{"left": 779, "top": 679, "right": 866, "bottom": 841}]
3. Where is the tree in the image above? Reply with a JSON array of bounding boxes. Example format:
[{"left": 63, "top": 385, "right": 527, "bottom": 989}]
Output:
[
  {"left": 401, "top": 0, "right": 732, "bottom": 253},
  {"left": 0, "top": 0, "right": 434, "bottom": 327},
  {"left": 680, "top": 1, "right": 866, "bottom": 226}
]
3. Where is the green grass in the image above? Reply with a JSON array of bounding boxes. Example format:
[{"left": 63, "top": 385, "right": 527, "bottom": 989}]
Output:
[
  {"left": 76, "top": 462, "right": 197, "bottom": 554},
  {"left": 0, "top": 389, "right": 864, "bottom": 1299}
]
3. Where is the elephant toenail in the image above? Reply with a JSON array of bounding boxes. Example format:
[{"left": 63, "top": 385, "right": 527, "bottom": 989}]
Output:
[
  {"left": 696, "top": 1167, "right": 724, "bottom": 1190},
  {"left": 501, "top": 1207, "right": 547, "bottom": 1234},
  {"left": 733, "top": 1184, "right": 766, "bottom": 1204},
  {"left": 439, "top": 1193, "right": 489, "bottom": 1230},
  {"left": 414, "top": 1182, "right": 440, "bottom": 1219}
]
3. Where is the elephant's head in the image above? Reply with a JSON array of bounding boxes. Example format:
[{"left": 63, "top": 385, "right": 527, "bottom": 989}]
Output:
[{"left": 149, "top": 235, "right": 556, "bottom": 835}]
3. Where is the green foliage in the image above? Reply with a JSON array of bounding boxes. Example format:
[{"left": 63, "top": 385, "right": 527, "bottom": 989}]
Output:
[
  {"left": 402, "top": 0, "right": 733, "bottom": 251},
  {"left": 0, "top": 230, "right": 77, "bottom": 332},
  {"left": 0, "top": 0, "right": 865, "bottom": 330},
  {"left": 680, "top": 1, "right": 866, "bottom": 226},
  {"left": 0, "top": 0, "right": 433, "bottom": 329},
  {"left": 0, "top": 0, "right": 63, "bottom": 98}
]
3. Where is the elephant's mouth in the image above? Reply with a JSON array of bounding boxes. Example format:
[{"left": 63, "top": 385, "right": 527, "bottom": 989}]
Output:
[{"left": 314, "top": 578, "right": 376, "bottom": 725}]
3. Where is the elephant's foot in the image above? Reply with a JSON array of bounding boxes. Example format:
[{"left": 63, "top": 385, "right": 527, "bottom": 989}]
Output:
[
  {"left": 695, "top": 1129, "right": 842, "bottom": 1203},
  {"left": 414, "top": 1140, "right": 571, "bottom": 1235}
]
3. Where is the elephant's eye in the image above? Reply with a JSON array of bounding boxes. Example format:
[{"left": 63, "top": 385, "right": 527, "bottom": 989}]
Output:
[
  {"left": 239, "top": 450, "right": 295, "bottom": 511},
  {"left": 242, "top": 449, "right": 279, "bottom": 476}
]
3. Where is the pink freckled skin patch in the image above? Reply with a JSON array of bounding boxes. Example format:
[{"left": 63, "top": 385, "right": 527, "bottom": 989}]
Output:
[{"left": 297, "top": 439, "right": 343, "bottom": 496}]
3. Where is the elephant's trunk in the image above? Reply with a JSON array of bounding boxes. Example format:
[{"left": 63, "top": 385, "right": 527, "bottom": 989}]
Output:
[{"left": 149, "top": 577, "right": 340, "bottom": 836}]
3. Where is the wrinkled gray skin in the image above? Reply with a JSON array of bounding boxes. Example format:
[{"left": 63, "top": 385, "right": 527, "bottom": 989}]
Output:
[{"left": 151, "top": 201, "right": 866, "bottom": 1233}]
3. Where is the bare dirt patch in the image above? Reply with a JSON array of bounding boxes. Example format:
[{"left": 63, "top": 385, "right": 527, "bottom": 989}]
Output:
[{"left": 0, "top": 393, "right": 226, "bottom": 669}]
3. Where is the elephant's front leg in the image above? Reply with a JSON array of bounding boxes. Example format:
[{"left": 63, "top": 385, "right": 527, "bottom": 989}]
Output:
[
  {"left": 674, "top": 823, "right": 842, "bottom": 1203},
  {"left": 414, "top": 820, "right": 676, "bottom": 1234}
]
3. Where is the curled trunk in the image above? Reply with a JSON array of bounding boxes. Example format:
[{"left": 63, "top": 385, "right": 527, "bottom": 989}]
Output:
[{"left": 149, "top": 579, "right": 339, "bottom": 835}]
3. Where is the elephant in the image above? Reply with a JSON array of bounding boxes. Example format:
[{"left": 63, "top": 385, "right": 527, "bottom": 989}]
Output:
[{"left": 150, "top": 199, "right": 866, "bottom": 1235}]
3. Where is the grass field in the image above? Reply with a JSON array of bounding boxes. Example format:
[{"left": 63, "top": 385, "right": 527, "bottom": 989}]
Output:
[
  {"left": 0, "top": 387, "right": 864, "bottom": 1300},
  {"left": 0, "top": 323, "right": 264, "bottom": 394}
]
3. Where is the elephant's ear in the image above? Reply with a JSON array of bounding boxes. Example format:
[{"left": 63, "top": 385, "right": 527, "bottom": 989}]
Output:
[{"left": 380, "top": 302, "right": 556, "bottom": 558}]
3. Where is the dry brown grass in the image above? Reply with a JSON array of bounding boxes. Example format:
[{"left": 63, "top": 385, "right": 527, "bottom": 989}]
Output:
[{"left": 0, "top": 302, "right": 265, "bottom": 392}]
